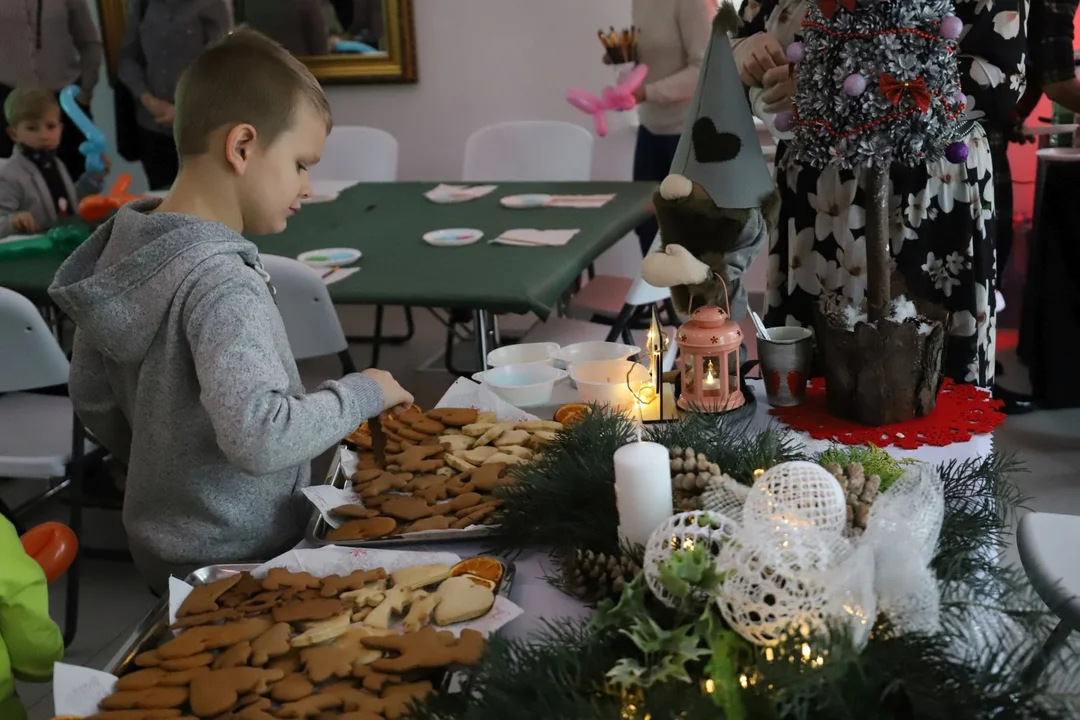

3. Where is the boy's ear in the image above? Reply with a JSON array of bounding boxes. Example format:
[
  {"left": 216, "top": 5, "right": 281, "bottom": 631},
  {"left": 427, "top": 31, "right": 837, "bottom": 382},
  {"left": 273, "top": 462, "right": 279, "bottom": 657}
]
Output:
[{"left": 223, "top": 123, "right": 258, "bottom": 175}]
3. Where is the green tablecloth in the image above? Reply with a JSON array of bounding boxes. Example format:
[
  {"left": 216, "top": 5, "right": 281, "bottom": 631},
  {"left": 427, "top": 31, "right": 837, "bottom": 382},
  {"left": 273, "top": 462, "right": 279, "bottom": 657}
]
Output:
[
  {"left": 256, "top": 181, "right": 654, "bottom": 317},
  {"left": 0, "top": 182, "right": 655, "bottom": 316}
]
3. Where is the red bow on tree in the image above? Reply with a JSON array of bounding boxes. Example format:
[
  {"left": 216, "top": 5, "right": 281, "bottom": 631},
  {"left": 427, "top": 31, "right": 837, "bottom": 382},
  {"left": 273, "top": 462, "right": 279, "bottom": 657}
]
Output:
[
  {"left": 880, "top": 74, "right": 932, "bottom": 112},
  {"left": 818, "top": 0, "right": 855, "bottom": 17}
]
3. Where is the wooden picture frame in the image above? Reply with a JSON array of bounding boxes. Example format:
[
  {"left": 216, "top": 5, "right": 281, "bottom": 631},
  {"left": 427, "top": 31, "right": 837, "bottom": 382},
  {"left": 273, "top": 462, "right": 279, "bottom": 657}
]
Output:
[{"left": 96, "top": 0, "right": 418, "bottom": 86}]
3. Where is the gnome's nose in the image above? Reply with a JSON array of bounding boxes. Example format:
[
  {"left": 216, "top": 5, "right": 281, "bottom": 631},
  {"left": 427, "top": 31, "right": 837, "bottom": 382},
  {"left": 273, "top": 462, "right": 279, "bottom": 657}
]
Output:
[{"left": 659, "top": 174, "right": 694, "bottom": 200}]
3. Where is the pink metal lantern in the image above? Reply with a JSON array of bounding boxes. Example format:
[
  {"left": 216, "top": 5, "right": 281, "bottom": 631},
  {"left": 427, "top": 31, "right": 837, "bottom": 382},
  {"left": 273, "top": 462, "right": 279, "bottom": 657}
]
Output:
[{"left": 676, "top": 305, "right": 745, "bottom": 413}]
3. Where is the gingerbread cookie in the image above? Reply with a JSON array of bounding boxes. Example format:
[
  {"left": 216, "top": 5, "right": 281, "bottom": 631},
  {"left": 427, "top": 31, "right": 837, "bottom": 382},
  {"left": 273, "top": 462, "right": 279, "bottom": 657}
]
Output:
[
  {"left": 269, "top": 673, "right": 315, "bottom": 702},
  {"left": 352, "top": 665, "right": 403, "bottom": 693},
  {"left": 250, "top": 622, "right": 292, "bottom": 665},
  {"left": 319, "top": 569, "right": 387, "bottom": 598},
  {"left": 378, "top": 496, "right": 436, "bottom": 521},
  {"left": 434, "top": 575, "right": 495, "bottom": 624},
  {"left": 273, "top": 598, "right": 345, "bottom": 624},
  {"left": 275, "top": 693, "right": 343, "bottom": 718},
  {"left": 386, "top": 445, "right": 445, "bottom": 474},
  {"left": 327, "top": 517, "right": 397, "bottom": 541},
  {"left": 320, "top": 682, "right": 383, "bottom": 714},
  {"left": 402, "top": 591, "right": 440, "bottom": 632},
  {"left": 405, "top": 416, "right": 445, "bottom": 436},
  {"left": 426, "top": 408, "right": 479, "bottom": 427},
  {"left": 187, "top": 667, "right": 284, "bottom": 717},
  {"left": 156, "top": 617, "right": 273, "bottom": 659},
  {"left": 262, "top": 569, "right": 321, "bottom": 591},
  {"left": 217, "top": 573, "right": 265, "bottom": 608},
  {"left": 170, "top": 607, "right": 240, "bottom": 629},
  {"left": 99, "top": 688, "right": 189, "bottom": 710},
  {"left": 235, "top": 590, "right": 286, "bottom": 614},
  {"left": 331, "top": 504, "right": 379, "bottom": 520},
  {"left": 404, "top": 516, "right": 452, "bottom": 532},
  {"left": 352, "top": 468, "right": 385, "bottom": 484},
  {"left": 381, "top": 681, "right": 436, "bottom": 720},
  {"left": 212, "top": 641, "right": 252, "bottom": 670},
  {"left": 290, "top": 612, "right": 352, "bottom": 648},
  {"left": 158, "top": 653, "right": 214, "bottom": 671},
  {"left": 176, "top": 574, "right": 242, "bottom": 618},
  {"left": 87, "top": 711, "right": 183, "bottom": 720},
  {"left": 364, "top": 627, "right": 485, "bottom": 673},
  {"left": 267, "top": 649, "right": 302, "bottom": 674},
  {"left": 357, "top": 473, "right": 411, "bottom": 498}
]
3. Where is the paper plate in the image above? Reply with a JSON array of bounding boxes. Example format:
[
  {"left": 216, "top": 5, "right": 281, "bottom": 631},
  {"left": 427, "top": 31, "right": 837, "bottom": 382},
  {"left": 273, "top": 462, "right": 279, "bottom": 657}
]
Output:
[
  {"left": 500, "top": 194, "right": 552, "bottom": 209},
  {"left": 302, "top": 192, "right": 339, "bottom": 204},
  {"left": 298, "top": 248, "right": 362, "bottom": 267},
  {"left": 427, "top": 192, "right": 479, "bottom": 204},
  {"left": 423, "top": 228, "right": 484, "bottom": 247}
]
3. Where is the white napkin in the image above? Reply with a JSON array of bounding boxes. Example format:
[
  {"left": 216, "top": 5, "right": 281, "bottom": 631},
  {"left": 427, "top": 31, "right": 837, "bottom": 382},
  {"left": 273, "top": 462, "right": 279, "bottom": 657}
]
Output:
[
  {"left": 320, "top": 267, "right": 361, "bottom": 285},
  {"left": 425, "top": 184, "right": 497, "bottom": 202},
  {"left": 0, "top": 234, "right": 36, "bottom": 245},
  {"left": 544, "top": 194, "right": 615, "bottom": 208},
  {"left": 491, "top": 229, "right": 580, "bottom": 247}
]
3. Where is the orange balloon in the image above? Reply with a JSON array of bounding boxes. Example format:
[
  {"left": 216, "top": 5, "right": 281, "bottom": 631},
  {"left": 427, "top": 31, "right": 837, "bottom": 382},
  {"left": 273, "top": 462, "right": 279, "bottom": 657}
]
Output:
[
  {"left": 78, "top": 194, "right": 120, "bottom": 222},
  {"left": 21, "top": 522, "right": 79, "bottom": 584},
  {"left": 109, "top": 173, "right": 132, "bottom": 199}
]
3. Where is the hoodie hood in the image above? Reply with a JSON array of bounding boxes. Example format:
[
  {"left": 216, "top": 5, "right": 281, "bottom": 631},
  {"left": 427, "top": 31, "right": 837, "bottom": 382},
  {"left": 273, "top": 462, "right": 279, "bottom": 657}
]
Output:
[{"left": 49, "top": 198, "right": 262, "bottom": 364}]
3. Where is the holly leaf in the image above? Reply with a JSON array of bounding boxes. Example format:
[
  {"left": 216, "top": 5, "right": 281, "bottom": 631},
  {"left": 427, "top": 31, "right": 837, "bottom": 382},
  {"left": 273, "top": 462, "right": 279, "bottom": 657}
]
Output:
[
  {"left": 623, "top": 615, "right": 670, "bottom": 654},
  {"left": 651, "top": 624, "right": 713, "bottom": 685},
  {"left": 658, "top": 545, "right": 724, "bottom": 600},
  {"left": 606, "top": 658, "right": 648, "bottom": 690},
  {"left": 592, "top": 573, "right": 647, "bottom": 631}
]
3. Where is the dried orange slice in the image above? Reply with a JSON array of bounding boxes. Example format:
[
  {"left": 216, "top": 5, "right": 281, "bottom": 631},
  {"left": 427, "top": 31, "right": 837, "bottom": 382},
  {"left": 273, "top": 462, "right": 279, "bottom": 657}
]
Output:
[
  {"left": 450, "top": 557, "right": 504, "bottom": 586},
  {"left": 346, "top": 404, "right": 422, "bottom": 441},
  {"left": 554, "top": 403, "right": 589, "bottom": 425}
]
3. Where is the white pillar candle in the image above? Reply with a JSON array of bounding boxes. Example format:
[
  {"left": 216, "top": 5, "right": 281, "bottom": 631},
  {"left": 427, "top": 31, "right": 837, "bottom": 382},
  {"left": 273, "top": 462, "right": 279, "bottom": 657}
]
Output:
[{"left": 614, "top": 440, "right": 673, "bottom": 547}]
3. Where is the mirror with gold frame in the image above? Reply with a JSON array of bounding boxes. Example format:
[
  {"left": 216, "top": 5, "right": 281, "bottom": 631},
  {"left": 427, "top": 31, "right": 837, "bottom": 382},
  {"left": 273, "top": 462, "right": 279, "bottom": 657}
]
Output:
[{"left": 97, "top": 0, "right": 417, "bottom": 86}]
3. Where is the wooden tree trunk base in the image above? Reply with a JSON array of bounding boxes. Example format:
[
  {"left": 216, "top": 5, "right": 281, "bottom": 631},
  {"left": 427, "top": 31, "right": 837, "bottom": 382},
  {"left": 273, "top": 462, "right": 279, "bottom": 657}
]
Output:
[{"left": 815, "top": 310, "right": 947, "bottom": 427}]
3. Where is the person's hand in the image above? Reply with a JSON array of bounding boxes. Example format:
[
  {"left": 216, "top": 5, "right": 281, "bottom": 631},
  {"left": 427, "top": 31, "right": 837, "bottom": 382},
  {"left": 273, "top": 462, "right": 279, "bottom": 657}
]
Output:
[
  {"left": 154, "top": 102, "right": 175, "bottom": 126},
  {"left": 361, "top": 369, "right": 415, "bottom": 414},
  {"left": 632, "top": 83, "right": 646, "bottom": 104},
  {"left": 761, "top": 64, "right": 794, "bottom": 113},
  {"left": 93, "top": 154, "right": 112, "bottom": 178},
  {"left": 11, "top": 212, "right": 40, "bottom": 233},
  {"left": 738, "top": 32, "right": 786, "bottom": 87}
]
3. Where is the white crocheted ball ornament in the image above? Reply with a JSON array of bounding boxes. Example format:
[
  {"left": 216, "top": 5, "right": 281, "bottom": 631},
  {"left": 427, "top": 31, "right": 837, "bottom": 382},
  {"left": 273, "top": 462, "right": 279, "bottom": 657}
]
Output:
[
  {"left": 643, "top": 511, "right": 738, "bottom": 608},
  {"left": 743, "top": 461, "right": 847, "bottom": 537}
]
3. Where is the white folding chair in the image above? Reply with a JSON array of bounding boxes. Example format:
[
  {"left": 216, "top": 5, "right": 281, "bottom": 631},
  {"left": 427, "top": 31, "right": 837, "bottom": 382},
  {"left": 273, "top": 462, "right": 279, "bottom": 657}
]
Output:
[
  {"left": 305, "top": 126, "right": 412, "bottom": 367},
  {"left": 1016, "top": 512, "right": 1080, "bottom": 683},
  {"left": 259, "top": 255, "right": 357, "bottom": 374},
  {"left": 463, "top": 121, "right": 594, "bottom": 182},
  {"left": 0, "top": 287, "right": 96, "bottom": 646},
  {"left": 309, "top": 125, "right": 399, "bottom": 183}
]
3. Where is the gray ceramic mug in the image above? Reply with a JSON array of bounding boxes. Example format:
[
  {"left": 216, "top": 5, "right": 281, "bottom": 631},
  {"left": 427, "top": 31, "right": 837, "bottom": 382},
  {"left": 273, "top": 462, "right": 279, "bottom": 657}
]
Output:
[{"left": 757, "top": 327, "right": 814, "bottom": 407}]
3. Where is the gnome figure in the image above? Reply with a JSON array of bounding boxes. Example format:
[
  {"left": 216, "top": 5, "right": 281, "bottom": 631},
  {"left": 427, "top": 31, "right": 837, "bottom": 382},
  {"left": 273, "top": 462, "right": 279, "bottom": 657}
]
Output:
[{"left": 640, "top": 5, "right": 779, "bottom": 324}]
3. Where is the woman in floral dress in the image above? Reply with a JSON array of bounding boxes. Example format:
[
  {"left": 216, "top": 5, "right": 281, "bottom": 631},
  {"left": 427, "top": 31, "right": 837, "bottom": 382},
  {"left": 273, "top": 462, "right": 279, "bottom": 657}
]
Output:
[{"left": 734, "top": 0, "right": 1026, "bottom": 386}]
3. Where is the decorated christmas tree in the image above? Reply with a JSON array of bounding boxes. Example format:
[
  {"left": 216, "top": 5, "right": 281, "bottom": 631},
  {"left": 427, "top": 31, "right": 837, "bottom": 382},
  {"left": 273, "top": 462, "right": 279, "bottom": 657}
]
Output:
[{"left": 779, "top": 0, "right": 969, "bottom": 425}]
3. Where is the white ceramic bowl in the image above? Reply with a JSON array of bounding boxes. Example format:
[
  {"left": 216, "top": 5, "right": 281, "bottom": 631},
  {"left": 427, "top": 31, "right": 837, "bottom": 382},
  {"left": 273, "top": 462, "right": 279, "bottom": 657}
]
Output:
[
  {"left": 558, "top": 342, "right": 640, "bottom": 387},
  {"left": 571, "top": 359, "right": 651, "bottom": 411},
  {"left": 472, "top": 363, "right": 568, "bottom": 408},
  {"left": 486, "top": 342, "right": 560, "bottom": 368}
]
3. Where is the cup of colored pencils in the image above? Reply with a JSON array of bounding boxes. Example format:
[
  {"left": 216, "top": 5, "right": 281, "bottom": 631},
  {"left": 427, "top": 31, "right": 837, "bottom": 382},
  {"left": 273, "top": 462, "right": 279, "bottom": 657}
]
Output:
[{"left": 598, "top": 26, "right": 640, "bottom": 65}]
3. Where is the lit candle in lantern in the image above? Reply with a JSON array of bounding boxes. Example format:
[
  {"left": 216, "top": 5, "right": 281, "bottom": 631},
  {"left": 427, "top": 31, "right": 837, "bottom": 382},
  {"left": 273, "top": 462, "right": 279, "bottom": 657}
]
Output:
[
  {"left": 704, "top": 360, "right": 718, "bottom": 387},
  {"left": 613, "top": 439, "right": 673, "bottom": 546}
]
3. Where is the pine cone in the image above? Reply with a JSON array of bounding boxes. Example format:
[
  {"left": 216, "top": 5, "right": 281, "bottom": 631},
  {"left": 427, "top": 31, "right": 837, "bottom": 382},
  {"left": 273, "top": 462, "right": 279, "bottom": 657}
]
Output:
[
  {"left": 563, "top": 549, "right": 640, "bottom": 604},
  {"left": 831, "top": 462, "right": 882, "bottom": 536}
]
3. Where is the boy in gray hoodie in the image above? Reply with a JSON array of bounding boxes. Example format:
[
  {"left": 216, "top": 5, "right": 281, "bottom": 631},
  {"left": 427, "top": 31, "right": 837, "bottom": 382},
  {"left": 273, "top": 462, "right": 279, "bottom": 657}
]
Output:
[{"left": 48, "top": 29, "right": 412, "bottom": 594}]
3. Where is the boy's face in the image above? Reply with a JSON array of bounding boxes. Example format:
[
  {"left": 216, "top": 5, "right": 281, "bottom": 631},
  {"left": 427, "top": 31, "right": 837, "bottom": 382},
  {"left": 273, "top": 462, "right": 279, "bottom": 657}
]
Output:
[
  {"left": 7, "top": 107, "right": 63, "bottom": 151},
  {"left": 239, "top": 103, "right": 326, "bottom": 235}
]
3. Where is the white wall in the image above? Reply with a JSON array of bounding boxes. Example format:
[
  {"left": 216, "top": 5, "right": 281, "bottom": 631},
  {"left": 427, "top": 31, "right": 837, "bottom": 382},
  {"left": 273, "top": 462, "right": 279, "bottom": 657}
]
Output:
[{"left": 325, "top": 0, "right": 638, "bottom": 182}]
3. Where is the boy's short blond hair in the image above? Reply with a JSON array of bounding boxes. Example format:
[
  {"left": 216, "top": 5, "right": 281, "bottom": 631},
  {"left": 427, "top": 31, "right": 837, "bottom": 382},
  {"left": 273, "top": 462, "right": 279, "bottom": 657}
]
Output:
[
  {"left": 174, "top": 28, "right": 332, "bottom": 158},
  {"left": 3, "top": 87, "right": 59, "bottom": 126}
]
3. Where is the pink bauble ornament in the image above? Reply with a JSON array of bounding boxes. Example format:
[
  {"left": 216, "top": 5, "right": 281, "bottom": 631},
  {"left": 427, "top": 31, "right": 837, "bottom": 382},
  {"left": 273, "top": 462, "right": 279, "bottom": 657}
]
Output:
[
  {"left": 843, "top": 73, "right": 867, "bottom": 97},
  {"left": 940, "top": 15, "right": 962, "bottom": 39},
  {"left": 786, "top": 42, "right": 805, "bottom": 64},
  {"left": 945, "top": 142, "right": 968, "bottom": 163},
  {"left": 774, "top": 111, "right": 794, "bottom": 132},
  {"left": 952, "top": 91, "right": 966, "bottom": 105}
]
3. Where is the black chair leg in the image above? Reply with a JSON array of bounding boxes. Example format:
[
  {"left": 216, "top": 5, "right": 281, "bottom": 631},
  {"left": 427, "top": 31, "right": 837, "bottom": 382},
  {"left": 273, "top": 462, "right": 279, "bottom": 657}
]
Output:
[
  {"left": 345, "top": 306, "right": 416, "bottom": 344},
  {"left": 369, "top": 306, "right": 385, "bottom": 368},
  {"left": 606, "top": 304, "right": 637, "bottom": 343},
  {"left": 663, "top": 298, "right": 680, "bottom": 326},
  {"left": 339, "top": 349, "right": 357, "bottom": 375},
  {"left": 63, "top": 417, "right": 85, "bottom": 647}
]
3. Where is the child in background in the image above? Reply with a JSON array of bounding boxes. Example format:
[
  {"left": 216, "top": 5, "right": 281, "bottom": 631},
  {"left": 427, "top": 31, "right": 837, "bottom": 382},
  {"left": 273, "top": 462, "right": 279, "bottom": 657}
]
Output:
[
  {"left": 49, "top": 29, "right": 413, "bottom": 595},
  {"left": 0, "top": 513, "right": 65, "bottom": 720},
  {"left": 0, "top": 88, "right": 106, "bottom": 238}
]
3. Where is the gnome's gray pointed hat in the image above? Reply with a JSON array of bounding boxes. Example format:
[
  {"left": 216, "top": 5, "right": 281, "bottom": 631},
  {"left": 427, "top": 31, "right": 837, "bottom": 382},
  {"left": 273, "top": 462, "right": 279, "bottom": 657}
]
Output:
[{"left": 669, "top": 6, "right": 774, "bottom": 209}]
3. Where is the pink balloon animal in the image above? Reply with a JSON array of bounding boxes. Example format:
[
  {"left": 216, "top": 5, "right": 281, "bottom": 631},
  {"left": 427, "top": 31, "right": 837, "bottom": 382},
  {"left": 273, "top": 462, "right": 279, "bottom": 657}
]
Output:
[{"left": 566, "top": 64, "right": 649, "bottom": 137}]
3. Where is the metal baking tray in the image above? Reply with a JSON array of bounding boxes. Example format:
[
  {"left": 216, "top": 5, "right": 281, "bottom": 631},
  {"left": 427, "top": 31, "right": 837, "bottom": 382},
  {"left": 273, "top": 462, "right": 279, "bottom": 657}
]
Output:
[
  {"left": 105, "top": 558, "right": 516, "bottom": 677},
  {"left": 304, "top": 448, "right": 498, "bottom": 548}
]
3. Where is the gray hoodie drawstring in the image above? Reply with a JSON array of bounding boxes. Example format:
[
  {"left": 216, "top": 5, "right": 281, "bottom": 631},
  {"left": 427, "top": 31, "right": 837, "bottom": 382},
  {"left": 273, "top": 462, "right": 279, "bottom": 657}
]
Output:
[{"left": 252, "top": 256, "right": 276, "bottom": 297}]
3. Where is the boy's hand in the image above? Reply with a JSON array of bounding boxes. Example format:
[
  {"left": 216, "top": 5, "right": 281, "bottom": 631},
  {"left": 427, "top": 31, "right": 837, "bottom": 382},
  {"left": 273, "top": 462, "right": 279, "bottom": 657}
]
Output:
[
  {"left": 761, "top": 64, "right": 794, "bottom": 113},
  {"left": 738, "top": 32, "right": 786, "bottom": 87},
  {"left": 361, "top": 369, "right": 415, "bottom": 414},
  {"left": 12, "top": 212, "right": 40, "bottom": 233},
  {"left": 94, "top": 154, "right": 112, "bottom": 178}
]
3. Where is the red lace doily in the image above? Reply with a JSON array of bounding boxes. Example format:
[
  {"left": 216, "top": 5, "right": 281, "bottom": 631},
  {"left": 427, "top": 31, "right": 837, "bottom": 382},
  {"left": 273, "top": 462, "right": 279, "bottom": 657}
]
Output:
[{"left": 769, "top": 378, "right": 1006, "bottom": 449}]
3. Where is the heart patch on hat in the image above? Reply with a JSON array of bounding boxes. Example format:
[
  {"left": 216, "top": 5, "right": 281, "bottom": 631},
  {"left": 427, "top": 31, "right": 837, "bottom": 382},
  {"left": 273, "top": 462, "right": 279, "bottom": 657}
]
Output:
[{"left": 691, "top": 118, "right": 742, "bottom": 163}]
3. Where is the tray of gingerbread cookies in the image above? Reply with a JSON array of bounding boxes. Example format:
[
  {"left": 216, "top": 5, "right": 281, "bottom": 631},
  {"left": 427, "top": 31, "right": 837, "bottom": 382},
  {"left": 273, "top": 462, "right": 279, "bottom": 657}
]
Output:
[
  {"left": 305, "top": 402, "right": 565, "bottom": 547},
  {"left": 53, "top": 547, "right": 521, "bottom": 719}
]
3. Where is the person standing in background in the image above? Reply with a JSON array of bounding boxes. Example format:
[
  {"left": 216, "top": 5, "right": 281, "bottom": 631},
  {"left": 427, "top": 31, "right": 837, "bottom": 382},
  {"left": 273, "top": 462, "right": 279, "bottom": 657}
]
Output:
[
  {"left": 243, "top": 0, "right": 330, "bottom": 57},
  {"left": 628, "top": 0, "right": 719, "bottom": 255},
  {"left": 118, "top": 0, "right": 230, "bottom": 190},
  {"left": 351, "top": 0, "right": 384, "bottom": 48},
  {"left": 0, "top": 0, "right": 102, "bottom": 177}
]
